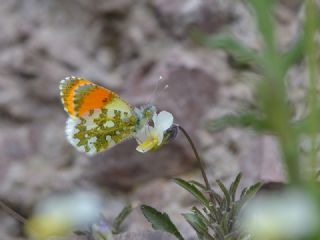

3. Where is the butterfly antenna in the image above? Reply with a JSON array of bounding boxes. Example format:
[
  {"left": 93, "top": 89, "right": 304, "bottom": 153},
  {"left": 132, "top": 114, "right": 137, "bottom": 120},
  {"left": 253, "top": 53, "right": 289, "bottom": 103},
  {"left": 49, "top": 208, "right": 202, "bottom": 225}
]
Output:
[
  {"left": 147, "top": 76, "right": 163, "bottom": 106},
  {"left": 154, "top": 83, "right": 169, "bottom": 104},
  {"left": 0, "top": 200, "right": 39, "bottom": 236}
]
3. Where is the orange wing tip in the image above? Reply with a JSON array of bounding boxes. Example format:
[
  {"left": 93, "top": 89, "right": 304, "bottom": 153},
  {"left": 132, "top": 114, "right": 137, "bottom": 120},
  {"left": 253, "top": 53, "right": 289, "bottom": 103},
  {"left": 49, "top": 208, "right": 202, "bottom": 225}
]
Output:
[
  {"left": 59, "top": 76, "right": 78, "bottom": 90},
  {"left": 60, "top": 76, "right": 93, "bottom": 116}
]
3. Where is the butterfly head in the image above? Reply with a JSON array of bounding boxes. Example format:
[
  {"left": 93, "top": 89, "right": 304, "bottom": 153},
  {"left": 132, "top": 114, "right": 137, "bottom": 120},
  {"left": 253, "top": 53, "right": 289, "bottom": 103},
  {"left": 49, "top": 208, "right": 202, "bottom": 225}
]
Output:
[{"left": 134, "top": 104, "right": 156, "bottom": 130}]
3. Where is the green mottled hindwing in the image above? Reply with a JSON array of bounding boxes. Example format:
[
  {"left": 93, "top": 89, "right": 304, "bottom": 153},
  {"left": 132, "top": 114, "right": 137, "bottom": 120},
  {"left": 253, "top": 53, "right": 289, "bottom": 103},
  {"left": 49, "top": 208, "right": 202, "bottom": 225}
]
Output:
[{"left": 66, "top": 108, "right": 137, "bottom": 155}]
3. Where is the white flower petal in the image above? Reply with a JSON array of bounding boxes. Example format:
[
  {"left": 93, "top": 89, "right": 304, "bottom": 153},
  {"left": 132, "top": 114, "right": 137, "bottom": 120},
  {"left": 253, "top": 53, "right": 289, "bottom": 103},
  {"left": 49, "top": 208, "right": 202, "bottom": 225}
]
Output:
[
  {"left": 154, "top": 111, "right": 173, "bottom": 132},
  {"left": 134, "top": 127, "right": 148, "bottom": 143},
  {"left": 156, "top": 130, "right": 164, "bottom": 146},
  {"left": 134, "top": 125, "right": 155, "bottom": 143}
]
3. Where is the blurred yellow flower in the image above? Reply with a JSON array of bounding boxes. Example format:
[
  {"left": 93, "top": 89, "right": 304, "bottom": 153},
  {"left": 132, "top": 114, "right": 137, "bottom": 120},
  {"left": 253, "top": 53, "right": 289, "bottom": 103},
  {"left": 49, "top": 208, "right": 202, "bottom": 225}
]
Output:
[
  {"left": 26, "top": 214, "right": 72, "bottom": 239},
  {"left": 25, "top": 191, "right": 102, "bottom": 240}
]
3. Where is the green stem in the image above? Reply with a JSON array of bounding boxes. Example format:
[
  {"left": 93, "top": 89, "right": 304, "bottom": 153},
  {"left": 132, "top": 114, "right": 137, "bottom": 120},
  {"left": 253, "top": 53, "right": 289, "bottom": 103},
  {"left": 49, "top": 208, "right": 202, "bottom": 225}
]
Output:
[
  {"left": 256, "top": 1, "right": 301, "bottom": 184},
  {"left": 305, "top": 0, "right": 318, "bottom": 177},
  {"left": 262, "top": 57, "right": 301, "bottom": 184},
  {"left": 178, "top": 126, "right": 216, "bottom": 205}
]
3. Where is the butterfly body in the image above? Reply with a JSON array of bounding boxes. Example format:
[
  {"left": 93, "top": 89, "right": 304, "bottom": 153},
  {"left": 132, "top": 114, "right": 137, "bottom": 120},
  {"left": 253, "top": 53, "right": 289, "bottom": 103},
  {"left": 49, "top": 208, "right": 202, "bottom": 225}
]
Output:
[{"left": 60, "top": 76, "right": 156, "bottom": 155}]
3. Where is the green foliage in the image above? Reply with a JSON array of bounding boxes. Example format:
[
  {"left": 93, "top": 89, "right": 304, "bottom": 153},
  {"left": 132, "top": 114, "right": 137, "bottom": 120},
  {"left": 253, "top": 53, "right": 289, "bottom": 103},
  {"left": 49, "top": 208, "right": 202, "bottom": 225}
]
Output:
[
  {"left": 193, "top": 0, "right": 320, "bottom": 238},
  {"left": 141, "top": 205, "right": 184, "bottom": 240},
  {"left": 183, "top": 212, "right": 213, "bottom": 240},
  {"left": 112, "top": 204, "right": 133, "bottom": 234},
  {"left": 205, "top": 113, "right": 268, "bottom": 133},
  {"left": 201, "top": 0, "right": 320, "bottom": 184},
  {"left": 142, "top": 174, "right": 261, "bottom": 240},
  {"left": 192, "top": 32, "right": 259, "bottom": 67},
  {"left": 174, "top": 178, "right": 210, "bottom": 208}
]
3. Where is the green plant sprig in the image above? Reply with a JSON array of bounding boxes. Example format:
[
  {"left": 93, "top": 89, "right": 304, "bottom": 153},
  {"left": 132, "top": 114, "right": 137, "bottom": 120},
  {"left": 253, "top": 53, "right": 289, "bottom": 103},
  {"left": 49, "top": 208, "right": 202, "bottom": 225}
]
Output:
[
  {"left": 198, "top": 0, "right": 320, "bottom": 184},
  {"left": 141, "top": 172, "right": 261, "bottom": 240},
  {"left": 141, "top": 123, "right": 261, "bottom": 240}
]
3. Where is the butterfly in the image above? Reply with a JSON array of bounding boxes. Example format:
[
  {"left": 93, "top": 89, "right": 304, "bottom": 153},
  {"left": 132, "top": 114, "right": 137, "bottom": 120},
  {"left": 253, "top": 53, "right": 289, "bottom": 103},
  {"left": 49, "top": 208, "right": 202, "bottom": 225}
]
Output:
[{"left": 59, "top": 76, "right": 174, "bottom": 155}]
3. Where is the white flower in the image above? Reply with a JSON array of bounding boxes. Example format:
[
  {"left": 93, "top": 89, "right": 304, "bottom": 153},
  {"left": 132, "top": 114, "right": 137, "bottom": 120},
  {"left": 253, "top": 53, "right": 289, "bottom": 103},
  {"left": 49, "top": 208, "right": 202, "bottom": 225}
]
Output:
[{"left": 135, "top": 111, "right": 174, "bottom": 153}]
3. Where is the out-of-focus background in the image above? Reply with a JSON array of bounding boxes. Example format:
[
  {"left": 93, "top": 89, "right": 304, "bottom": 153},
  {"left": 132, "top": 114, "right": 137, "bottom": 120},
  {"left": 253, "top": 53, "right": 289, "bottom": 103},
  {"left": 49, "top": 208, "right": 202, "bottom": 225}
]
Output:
[{"left": 0, "top": 0, "right": 305, "bottom": 239}]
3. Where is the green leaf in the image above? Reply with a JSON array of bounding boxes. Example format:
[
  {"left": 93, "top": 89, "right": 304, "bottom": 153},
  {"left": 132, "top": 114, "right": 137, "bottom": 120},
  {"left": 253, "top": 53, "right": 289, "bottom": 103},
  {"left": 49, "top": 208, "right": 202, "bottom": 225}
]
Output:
[
  {"left": 206, "top": 113, "right": 268, "bottom": 133},
  {"left": 174, "top": 178, "right": 210, "bottom": 208},
  {"left": 226, "top": 204, "right": 237, "bottom": 233},
  {"left": 247, "top": 0, "right": 276, "bottom": 52},
  {"left": 112, "top": 204, "right": 132, "bottom": 234},
  {"left": 211, "top": 223, "right": 225, "bottom": 240},
  {"left": 193, "top": 32, "right": 259, "bottom": 66},
  {"left": 183, "top": 213, "right": 213, "bottom": 240},
  {"left": 189, "top": 180, "right": 223, "bottom": 211},
  {"left": 191, "top": 207, "right": 210, "bottom": 226},
  {"left": 229, "top": 173, "right": 242, "bottom": 202},
  {"left": 216, "top": 180, "right": 231, "bottom": 209},
  {"left": 242, "top": 182, "right": 262, "bottom": 201},
  {"left": 189, "top": 180, "right": 207, "bottom": 190},
  {"left": 238, "top": 182, "right": 262, "bottom": 209},
  {"left": 281, "top": 35, "right": 304, "bottom": 71},
  {"left": 240, "top": 187, "right": 248, "bottom": 199},
  {"left": 141, "top": 205, "right": 184, "bottom": 240},
  {"left": 221, "top": 212, "right": 229, "bottom": 234}
]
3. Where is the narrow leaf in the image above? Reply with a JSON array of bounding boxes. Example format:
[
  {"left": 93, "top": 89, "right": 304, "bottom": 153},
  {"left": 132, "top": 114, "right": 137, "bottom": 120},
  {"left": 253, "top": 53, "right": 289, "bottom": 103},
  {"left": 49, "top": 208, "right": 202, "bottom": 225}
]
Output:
[
  {"left": 206, "top": 113, "right": 268, "bottom": 133},
  {"left": 112, "top": 204, "right": 132, "bottom": 234},
  {"left": 240, "top": 187, "right": 248, "bottom": 199},
  {"left": 216, "top": 180, "right": 231, "bottom": 209},
  {"left": 281, "top": 36, "right": 304, "bottom": 71},
  {"left": 242, "top": 182, "right": 262, "bottom": 201},
  {"left": 189, "top": 180, "right": 207, "bottom": 190},
  {"left": 237, "top": 182, "right": 262, "bottom": 210},
  {"left": 174, "top": 178, "right": 210, "bottom": 208},
  {"left": 229, "top": 173, "right": 242, "bottom": 201},
  {"left": 141, "top": 205, "right": 184, "bottom": 240},
  {"left": 247, "top": 0, "right": 276, "bottom": 52},
  {"left": 192, "top": 32, "right": 259, "bottom": 66},
  {"left": 183, "top": 213, "right": 207, "bottom": 234},
  {"left": 191, "top": 207, "right": 210, "bottom": 226}
]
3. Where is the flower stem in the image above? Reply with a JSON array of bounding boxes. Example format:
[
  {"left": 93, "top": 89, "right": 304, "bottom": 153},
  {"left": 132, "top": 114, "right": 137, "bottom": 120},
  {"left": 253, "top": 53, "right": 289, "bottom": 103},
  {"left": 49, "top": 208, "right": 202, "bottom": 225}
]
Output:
[
  {"left": 305, "top": 0, "right": 318, "bottom": 178},
  {"left": 178, "top": 126, "right": 215, "bottom": 204}
]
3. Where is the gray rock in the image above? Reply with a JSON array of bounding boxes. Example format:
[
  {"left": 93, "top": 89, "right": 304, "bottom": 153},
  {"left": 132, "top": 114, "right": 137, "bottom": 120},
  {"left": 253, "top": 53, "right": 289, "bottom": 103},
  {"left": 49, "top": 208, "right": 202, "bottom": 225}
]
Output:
[{"left": 149, "top": 0, "right": 235, "bottom": 37}]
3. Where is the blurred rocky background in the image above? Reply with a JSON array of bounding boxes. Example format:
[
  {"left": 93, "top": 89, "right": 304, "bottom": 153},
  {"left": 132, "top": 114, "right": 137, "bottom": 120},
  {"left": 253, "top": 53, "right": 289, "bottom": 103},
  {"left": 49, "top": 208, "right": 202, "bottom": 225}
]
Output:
[{"left": 0, "top": 0, "right": 306, "bottom": 239}]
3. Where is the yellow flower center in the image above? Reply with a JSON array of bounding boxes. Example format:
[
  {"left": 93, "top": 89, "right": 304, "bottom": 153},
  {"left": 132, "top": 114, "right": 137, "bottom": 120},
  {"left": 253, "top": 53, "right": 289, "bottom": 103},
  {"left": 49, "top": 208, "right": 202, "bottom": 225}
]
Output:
[{"left": 136, "top": 137, "right": 158, "bottom": 153}]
